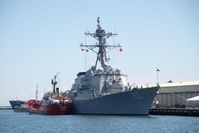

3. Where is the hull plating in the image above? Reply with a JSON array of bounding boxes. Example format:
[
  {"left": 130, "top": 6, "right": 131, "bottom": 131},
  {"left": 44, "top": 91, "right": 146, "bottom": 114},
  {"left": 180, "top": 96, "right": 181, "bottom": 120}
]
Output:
[
  {"left": 9, "top": 100, "right": 28, "bottom": 112},
  {"left": 29, "top": 103, "right": 72, "bottom": 115},
  {"left": 72, "top": 87, "right": 158, "bottom": 115}
]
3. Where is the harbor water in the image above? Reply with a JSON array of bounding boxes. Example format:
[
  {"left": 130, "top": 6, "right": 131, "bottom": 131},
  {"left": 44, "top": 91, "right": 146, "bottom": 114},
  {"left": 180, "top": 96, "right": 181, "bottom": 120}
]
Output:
[{"left": 0, "top": 110, "right": 199, "bottom": 133}]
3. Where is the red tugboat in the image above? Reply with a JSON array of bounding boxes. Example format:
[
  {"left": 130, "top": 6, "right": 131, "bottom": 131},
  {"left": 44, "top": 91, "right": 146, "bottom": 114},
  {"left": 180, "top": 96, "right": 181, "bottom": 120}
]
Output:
[{"left": 28, "top": 74, "right": 72, "bottom": 115}]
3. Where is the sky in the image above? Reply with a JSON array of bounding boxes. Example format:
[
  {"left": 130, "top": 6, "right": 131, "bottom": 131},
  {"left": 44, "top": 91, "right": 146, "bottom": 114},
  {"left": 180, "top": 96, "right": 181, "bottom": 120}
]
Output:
[{"left": 0, "top": 0, "right": 199, "bottom": 106}]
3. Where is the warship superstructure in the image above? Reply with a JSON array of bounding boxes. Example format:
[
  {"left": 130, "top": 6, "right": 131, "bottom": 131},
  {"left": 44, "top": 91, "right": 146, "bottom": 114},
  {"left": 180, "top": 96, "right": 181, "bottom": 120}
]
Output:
[{"left": 69, "top": 18, "right": 159, "bottom": 115}]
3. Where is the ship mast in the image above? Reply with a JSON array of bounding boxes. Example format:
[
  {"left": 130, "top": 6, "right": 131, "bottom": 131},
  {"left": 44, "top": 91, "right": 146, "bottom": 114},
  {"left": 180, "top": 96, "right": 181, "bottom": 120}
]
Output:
[
  {"left": 36, "top": 84, "right": 38, "bottom": 100},
  {"left": 51, "top": 73, "right": 59, "bottom": 94},
  {"left": 80, "top": 17, "right": 121, "bottom": 70}
]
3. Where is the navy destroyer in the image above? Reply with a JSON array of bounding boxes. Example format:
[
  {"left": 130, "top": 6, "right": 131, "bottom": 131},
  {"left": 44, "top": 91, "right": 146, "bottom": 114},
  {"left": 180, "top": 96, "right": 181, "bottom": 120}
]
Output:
[{"left": 69, "top": 18, "right": 159, "bottom": 115}]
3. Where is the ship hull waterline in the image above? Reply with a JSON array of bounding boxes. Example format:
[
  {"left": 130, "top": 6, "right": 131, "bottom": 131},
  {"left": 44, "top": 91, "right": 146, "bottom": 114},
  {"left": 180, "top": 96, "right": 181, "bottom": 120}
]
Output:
[
  {"left": 71, "top": 87, "right": 158, "bottom": 115},
  {"left": 9, "top": 100, "right": 28, "bottom": 112},
  {"left": 29, "top": 104, "right": 72, "bottom": 115}
]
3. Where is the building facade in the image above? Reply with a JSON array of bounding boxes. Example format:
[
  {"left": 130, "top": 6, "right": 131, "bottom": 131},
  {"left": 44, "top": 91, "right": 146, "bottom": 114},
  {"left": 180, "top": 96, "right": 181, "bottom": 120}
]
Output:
[{"left": 153, "top": 81, "right": 199, "bottom": 108}]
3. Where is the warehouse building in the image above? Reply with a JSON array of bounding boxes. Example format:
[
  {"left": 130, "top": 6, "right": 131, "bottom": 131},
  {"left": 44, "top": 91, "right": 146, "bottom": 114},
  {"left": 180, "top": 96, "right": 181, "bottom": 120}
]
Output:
[{"left": 152, "top": 81, "right": 199, "bottom": 108}]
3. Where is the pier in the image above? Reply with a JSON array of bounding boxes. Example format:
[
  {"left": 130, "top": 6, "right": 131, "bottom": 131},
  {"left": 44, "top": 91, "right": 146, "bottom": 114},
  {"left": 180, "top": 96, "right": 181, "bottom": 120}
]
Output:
[
  {"left": 150, "top": 108, "right": 199, "bottom": 116},
  {"left": 0, "top": 106, "right": 12, "bottom": 110}
]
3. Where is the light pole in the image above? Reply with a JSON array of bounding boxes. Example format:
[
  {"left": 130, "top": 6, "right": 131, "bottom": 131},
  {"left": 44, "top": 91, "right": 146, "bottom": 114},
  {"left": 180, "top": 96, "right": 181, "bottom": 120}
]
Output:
[{"left": 156, "top": 68, "right": 160, "bottom": 85}]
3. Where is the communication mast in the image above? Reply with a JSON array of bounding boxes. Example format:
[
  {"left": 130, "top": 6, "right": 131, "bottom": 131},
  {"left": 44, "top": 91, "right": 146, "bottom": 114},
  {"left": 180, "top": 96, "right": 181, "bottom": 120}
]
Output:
[{"left": 80, "top": 17, "right": 121, "bottom": 70}]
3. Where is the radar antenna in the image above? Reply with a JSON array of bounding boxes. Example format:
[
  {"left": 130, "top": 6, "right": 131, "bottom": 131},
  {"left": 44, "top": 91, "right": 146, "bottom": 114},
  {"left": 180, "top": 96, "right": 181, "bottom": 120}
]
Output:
[{"left": 80, "top": 17, "right": 121, "bottom": 70}]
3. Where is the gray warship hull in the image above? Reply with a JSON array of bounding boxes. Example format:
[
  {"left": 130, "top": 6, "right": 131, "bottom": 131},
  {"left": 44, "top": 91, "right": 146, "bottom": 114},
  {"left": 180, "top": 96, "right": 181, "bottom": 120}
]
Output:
[
  {"left": 71, "top": 87, "right": 158, "bottom": 115},
  {"left": 69, "top": 18, "right": 159, "bottom": 115}
]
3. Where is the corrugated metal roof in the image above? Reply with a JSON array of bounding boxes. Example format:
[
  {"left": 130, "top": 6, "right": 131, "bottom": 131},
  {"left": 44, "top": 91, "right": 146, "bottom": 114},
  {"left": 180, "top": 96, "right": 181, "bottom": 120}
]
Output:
[{"left": 160, "top": 80, "right": 199, "bottom": 88}]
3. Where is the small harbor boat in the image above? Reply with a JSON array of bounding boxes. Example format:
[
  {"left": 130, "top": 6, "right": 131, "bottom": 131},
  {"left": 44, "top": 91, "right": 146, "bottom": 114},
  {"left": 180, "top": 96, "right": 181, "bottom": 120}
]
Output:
[
  {"left": 9, "top": 100, "right": 28, "bottom": 112},
  {"left": 28, "top": 74, "right": 72, "bottom": 115}
]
